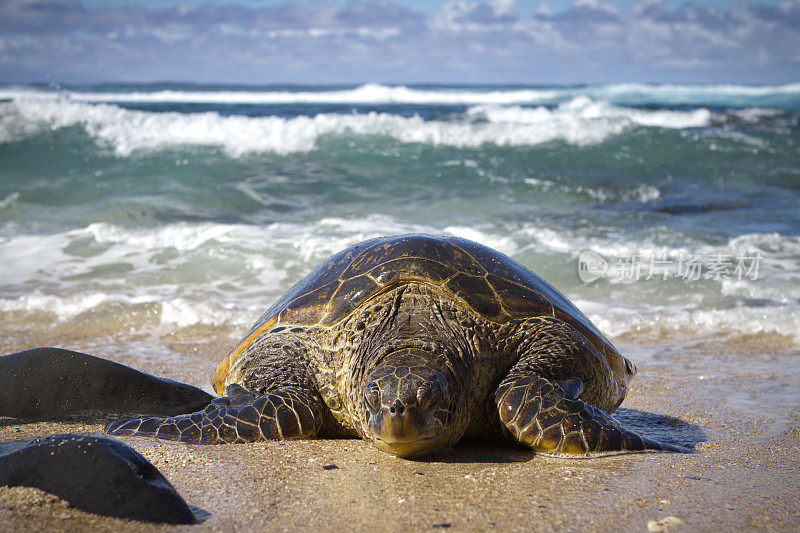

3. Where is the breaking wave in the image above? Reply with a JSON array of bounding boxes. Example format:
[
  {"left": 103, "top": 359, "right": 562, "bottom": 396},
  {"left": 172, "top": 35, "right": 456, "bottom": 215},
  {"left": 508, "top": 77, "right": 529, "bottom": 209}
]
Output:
[
  {"left": 1, "top": 216, "right": 798, "bottom": 343},
  {"left": 0, "top": 96, "right": 715, "bottom": 156},
  {"left": 2, "top": 82, "right": 799, "bottom": 108}
]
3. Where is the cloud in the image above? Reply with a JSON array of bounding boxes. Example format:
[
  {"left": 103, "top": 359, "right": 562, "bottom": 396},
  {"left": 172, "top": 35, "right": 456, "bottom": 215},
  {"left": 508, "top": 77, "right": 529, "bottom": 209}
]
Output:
[
  {"left": 490, "top": 0, "right": 517, "bottom": 16},
  {"left": 0, "top": 0, "right": 798, "bottom": 83}
]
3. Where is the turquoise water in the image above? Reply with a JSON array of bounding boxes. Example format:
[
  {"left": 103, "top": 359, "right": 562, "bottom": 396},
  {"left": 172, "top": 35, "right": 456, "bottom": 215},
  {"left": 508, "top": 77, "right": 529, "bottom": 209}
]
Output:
[{"left": 0, "top": 83, "right": 799, "bottom": 344}]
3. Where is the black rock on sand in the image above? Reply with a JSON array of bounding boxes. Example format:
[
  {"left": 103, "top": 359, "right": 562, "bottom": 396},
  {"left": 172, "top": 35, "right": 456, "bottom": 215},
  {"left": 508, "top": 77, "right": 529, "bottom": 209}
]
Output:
[
  {"left": 0, "top": 433, "right": 196, "bottom": 524},
  {"left": 0, "top": 347, "right": 213, "bottom": 421}
]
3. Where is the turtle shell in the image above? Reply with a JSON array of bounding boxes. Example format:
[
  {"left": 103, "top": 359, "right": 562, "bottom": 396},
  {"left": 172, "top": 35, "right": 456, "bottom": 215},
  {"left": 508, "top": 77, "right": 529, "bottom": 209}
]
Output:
[{"left": 213, "top": 234, "right": 621, "bottom": 393}]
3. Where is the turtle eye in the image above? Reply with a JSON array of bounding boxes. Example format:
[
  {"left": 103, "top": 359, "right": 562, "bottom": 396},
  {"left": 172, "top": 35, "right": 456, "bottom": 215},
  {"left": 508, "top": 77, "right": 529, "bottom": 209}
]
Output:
[
  {"left": 416, "top": 381, "right": 441, "bottom": 411},
  {"left": 365, "top": 383, "right": 381, "bottom": 412}
]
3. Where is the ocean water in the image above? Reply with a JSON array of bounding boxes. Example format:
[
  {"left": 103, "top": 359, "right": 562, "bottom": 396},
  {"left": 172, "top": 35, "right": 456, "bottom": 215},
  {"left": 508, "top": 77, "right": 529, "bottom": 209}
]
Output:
[{"left": 1, "top": 82, "right": 799, "bottom": 350}]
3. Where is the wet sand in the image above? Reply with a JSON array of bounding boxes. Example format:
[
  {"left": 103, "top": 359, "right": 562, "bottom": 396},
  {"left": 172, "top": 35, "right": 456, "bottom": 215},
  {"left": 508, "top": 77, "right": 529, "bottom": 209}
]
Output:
[{"left": 1, "top": 329, "right": 799, "bottom": 532}]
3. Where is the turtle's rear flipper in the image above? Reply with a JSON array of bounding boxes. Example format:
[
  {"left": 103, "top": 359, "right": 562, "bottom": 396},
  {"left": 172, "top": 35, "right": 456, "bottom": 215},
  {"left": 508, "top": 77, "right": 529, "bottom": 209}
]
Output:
[
  {"left": 105, "top": 384, "right": 325, "bottom": 444},
  {"left": 494, "top": 375, "right": 687, "bottom": 456}
]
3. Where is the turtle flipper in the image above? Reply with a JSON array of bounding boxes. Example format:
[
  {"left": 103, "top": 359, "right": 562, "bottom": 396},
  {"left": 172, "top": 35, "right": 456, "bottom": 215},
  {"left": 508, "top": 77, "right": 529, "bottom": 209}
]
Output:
[
  {"left": 105, "top": 384, "right": 324, "bottom": 444},
  {"left": 494, "top": 375, "right": 685, "bottom": 456}
]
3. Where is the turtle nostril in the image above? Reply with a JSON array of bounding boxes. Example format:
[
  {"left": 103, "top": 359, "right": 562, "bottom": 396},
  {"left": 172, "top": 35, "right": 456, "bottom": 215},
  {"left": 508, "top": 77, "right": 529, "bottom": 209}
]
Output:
[{"left": 390, "top": 399, "right": 405, "bottom": 415}]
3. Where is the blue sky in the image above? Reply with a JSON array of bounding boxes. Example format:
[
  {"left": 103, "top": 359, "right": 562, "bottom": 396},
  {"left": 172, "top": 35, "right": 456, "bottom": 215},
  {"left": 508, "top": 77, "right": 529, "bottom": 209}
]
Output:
[{"left": 1, "top": 0, "right": 799, "bottom": 84}]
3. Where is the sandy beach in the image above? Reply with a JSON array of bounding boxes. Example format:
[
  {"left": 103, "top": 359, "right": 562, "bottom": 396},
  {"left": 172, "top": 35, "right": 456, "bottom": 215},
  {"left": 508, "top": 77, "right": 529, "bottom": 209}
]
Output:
[{"left": 1, "top": 327, "right": 798, "bottom": 532}]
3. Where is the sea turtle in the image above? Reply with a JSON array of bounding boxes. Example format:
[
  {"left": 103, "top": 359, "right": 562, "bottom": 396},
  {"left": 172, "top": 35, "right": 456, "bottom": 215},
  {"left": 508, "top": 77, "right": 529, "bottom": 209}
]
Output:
[{"left": 106, "top": 234, "right": 681, "bottom": 457}]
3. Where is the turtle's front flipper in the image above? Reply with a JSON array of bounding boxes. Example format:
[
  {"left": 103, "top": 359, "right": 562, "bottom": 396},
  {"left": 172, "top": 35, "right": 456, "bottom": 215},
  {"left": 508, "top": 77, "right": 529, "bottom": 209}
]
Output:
[
  {"left": 105, "top": 384, "right": 325, "bottom": 444},
  {"left": 494, "top": 375, "right": 684, "bottom": 456}
]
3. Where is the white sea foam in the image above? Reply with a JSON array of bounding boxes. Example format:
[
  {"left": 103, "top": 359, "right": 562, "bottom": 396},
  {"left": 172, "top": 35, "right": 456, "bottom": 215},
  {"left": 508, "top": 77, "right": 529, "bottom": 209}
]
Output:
[
  {"left": 523, "top": 225, "right": 800, "bottom": 297},
  {"left": 584, "top": 82, "right": 800, "bottom": 108},
  {"left": 0, "top": 230, "right": 74, "bottom": 286},
  {"left": 0, "top": 100, "right": 50, "bottom": 143},
  {"left": 0, "top": 84, "right": 560, "bottom": 106},
  {"left": 2, "top": 82, "right": 798, "bottom": 107},
  {"left": 0, "top": 96, "right": 716, "bottom": 156},
  {"left": 471, "top": 97, "right": 711, "bottom": 129},
  {"left": 0, "top": 98, "right": 324, "bottom": 155},
  {"left": 1, "top": 216, "right": 798, "bottom": 345},
  {"left": 83, "top": 221, "right": 244, "bottom": 252},
  {"left": 730, "top": 107, "right": 783, "bottom": 122},
  {"left": 0, "top": 291, "right": 256, "bottom": 333},
  {"left": 4, "top": 288, "right": 797, "bottom": 345},
  {"left": 0, "top": 192, "right": 20, "bottom": 209},
  {"left": 158, "top": 298, "right": 254, "bottom": 329},
  {"left": 518, "top": 224, "right": 701, "bottom": 259},
  {"left": 579, "top": 299, "right": 800, "bottom": 344},
  {"left": 0, "top": 292, "right": 112, "bottom": 318}
]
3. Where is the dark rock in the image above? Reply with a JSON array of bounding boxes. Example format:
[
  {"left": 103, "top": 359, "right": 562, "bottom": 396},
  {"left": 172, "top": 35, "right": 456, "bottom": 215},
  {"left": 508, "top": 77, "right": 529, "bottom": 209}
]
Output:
[
  {"left": 0, "top": 347, "right": 213, "bottom": 420},
  {"left": 0, "top": 433, "right": 196, "bottom": 524}
]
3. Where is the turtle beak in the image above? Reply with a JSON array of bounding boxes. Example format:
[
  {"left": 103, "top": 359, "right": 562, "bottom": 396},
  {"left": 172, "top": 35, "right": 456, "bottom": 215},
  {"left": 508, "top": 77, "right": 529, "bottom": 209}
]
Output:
[
  {"left": 373, "top": 437, "right": 437, "bottom": 458},
  {"left": 381, "top": 398, "right": 417, "bottom": 440},
  {"left": 368, "top": 399, "right": 439, "bottom": 457}
]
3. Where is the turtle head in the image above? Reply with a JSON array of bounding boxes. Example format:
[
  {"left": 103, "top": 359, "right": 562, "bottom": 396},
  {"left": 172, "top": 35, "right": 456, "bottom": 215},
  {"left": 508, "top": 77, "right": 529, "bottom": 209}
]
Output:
[{"left": 362, "top": 350, "right": 459, "bottom": 457}]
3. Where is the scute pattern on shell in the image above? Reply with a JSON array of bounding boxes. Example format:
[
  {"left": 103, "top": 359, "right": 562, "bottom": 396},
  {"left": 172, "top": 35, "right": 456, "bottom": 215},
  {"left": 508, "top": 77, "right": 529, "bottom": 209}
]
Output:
[{"left": 215, "top": 234, "right": 619, "bottom": 391}]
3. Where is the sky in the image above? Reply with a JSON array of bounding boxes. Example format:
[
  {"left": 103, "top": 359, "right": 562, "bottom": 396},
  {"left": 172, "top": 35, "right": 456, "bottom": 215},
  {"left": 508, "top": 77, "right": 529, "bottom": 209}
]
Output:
[{"left": 1, "top": 0, "right": 799, "bottom": 85}]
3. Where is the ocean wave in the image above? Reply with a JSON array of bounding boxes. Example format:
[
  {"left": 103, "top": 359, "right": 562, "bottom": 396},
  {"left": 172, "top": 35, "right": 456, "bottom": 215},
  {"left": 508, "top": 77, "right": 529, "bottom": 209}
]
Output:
[
  {"left": 470, "top": 98, "right": 711, "bottom": 129},
  {"left": 0, "top": 192, "right": 20, "bottom": 210},
  {"left": 2, "top": 82, "right": 799, "bottom": 108},
  {"left": 0, "top": 292, "right": 113, "bottom": 318},
  {"left": 0, "top": 96, "right": 716, "bottom": 156},
  {"left": 522, "top": 226, "right": 800, "bottom": 294},
  {"left": 0, "top": 292, "right": 256, "bottom": 331},
  {"left": 3, "top": 217, "right": 797, "bottom": 291},
  {"left": 83, "top": 221, "right": 246, "bottom": 252},
  {"left": 579, "top": 299, "right": 800, "bottom": 345},
  {"left": 583, "top": 82, "right": 800, "bottom": 109},
  {"left": 523, "top": 179, "right": 661, "bottom": 203},
  {"left": 2, "top": 279, "right": 797, "bottom": 346},
  {"left": 0, "top": 83, "right": 562, "bottom": 106},
  {"left": 1, "top": 217, "right": 798, "bottom": 344}
]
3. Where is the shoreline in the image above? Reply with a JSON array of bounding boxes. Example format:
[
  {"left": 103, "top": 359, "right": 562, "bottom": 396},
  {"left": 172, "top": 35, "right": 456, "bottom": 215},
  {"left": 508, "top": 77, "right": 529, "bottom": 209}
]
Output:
[{"left": 1, "top": 332, "right": 798, "bottom": 531}]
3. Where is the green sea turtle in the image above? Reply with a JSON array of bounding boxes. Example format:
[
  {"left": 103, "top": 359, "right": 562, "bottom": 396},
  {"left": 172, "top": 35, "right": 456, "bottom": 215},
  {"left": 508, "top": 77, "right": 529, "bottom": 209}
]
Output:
[{"left": 106, "top": 234, "right": 682, "bottom": 457}]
